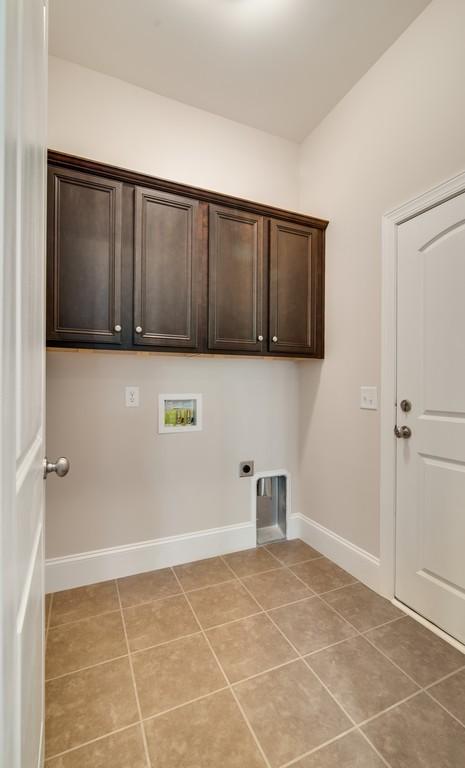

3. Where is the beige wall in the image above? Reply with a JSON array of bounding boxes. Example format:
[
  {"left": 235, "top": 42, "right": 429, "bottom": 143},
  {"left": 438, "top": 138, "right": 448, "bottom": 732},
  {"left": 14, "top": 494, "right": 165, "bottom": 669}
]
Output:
[
  {"left": 297, "top": 0, "right": 465, "bottom": 556},
  {"left": 46, "top": 58, "right": 301, "bottom": 559}
]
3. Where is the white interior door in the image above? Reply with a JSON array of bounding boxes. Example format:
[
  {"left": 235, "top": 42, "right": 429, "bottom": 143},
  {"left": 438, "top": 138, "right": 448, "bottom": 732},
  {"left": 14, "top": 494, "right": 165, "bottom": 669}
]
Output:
[
  {"left": 396, "top": 191, "right": 465, "bottom": 645},
  {"left": 0, "top": 1, "right": 48, "bottom": 766}
]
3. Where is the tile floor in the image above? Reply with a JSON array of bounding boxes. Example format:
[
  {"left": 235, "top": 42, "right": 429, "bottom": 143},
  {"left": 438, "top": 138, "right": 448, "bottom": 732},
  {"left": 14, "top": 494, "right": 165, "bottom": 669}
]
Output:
[{"left": 44, "top": 540, "right": 465, "bottom": 767}]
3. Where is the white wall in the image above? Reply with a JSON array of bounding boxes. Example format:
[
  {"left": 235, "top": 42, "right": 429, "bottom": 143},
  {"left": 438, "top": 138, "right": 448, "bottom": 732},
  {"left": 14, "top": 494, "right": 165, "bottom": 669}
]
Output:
[
  {"left": 297, "top": 0, "right": 465, "bottom": 556},
  {"left": 46, "top": 58, "right": 301, "bottom": 560}
]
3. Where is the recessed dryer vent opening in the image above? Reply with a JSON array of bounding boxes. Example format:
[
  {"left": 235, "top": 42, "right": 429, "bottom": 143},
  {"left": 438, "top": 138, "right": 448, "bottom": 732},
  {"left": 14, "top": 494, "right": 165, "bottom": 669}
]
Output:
[{"left": 256, "top": 475, "right": 287, "bottom": 545}]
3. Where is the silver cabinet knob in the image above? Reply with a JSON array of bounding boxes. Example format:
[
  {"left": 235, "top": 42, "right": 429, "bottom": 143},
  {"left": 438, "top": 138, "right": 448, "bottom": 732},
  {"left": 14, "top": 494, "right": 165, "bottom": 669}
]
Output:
[
  {"left": 135, "top": 326, "right": 142, "bottom": 333},
  {"left": 257, "top": 335, "right": 264, "bottom": 342},
  {"left": 272, "top": 335, "right": 278, "bottom": 343},
  {"left": 394, "top": 425, "right": 412, "bottom": 439},
  {"left": 43, "top": 456, "right": 70, "bottom": 479},
  {"left": 114, "top": 324, "right": 122, "bottom": 332}
]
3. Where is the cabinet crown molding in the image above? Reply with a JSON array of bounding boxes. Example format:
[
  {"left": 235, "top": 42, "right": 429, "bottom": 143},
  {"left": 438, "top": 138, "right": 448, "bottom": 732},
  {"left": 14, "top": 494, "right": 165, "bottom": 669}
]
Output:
[{"left": 48, "top": 150, "right": 329, "bottom": 232}]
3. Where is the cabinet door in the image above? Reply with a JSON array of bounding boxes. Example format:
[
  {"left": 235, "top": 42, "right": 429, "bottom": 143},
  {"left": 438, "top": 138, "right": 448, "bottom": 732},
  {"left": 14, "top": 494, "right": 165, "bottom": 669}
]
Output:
[
  {"left": 269, "top": 219, "right": 323, "bottom": 356},
  {"left": 134, "top": 187, "right": 200, "bottom": 348},
  {"left": 47, "top": 166, "right": 123, "bottom": 344},
  {"left": 208, "top": 205, "right": 264, "bottom": 352}
]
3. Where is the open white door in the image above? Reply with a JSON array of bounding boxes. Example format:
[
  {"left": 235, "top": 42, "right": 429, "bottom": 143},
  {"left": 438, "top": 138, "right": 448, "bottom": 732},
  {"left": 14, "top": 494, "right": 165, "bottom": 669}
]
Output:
[
  {"left": 396, "top": 191, "right": 465, "bottom": 645},
  {"left": 0, "top": 1, "right": 48, "bottom": 765}
]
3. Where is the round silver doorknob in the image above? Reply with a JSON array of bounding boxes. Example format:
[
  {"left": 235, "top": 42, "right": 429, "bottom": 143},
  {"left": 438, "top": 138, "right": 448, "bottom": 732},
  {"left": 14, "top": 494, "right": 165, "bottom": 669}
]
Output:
[
  {"left": 114, "top": 324, "right": 122, "bottom": 332},
  {"left": 43, "top": 456, "right": 70, "bottom": 479},
  {"left": 272, "top": 335, "right": 278, "bottom": 343},
  {"left": 135, "top": 326, "right": 142, "bottom": 333},
  {"left": 257, "top": 335, "right": 264, "bottom": 342},
  {"left": 394, "top": 425, "right": 412, "bottom": 439}
]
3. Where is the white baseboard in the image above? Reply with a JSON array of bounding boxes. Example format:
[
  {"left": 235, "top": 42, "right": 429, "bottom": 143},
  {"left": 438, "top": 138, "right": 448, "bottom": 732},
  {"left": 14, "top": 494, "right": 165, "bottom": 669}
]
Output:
[
  {"left": 46, "top": 522, "right": 256, "bottom": 593},
  {"left": 290, "top": 513, "right": 381, "bottom": 592}
]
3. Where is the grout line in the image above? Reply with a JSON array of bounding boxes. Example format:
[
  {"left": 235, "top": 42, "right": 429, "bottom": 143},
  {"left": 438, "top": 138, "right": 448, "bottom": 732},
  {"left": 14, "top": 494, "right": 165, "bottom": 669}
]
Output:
[
  {"left": 316, "top": 581, "right": 360, "bottom": 597},
  {"left": 313, "top": 583, "right": 465, "bottom": 747},
  {"left": 237, "top": 562, "right": 396, "bottom": 768},
  {"left": 424, "top": 688, "right": 465, "bottom": 729},
  {"left": 43, "top": 722, "right": 143, "bottom": 762},
  {"left": 45, "top": 544, "right": 465, "bottom": 765},
  {"left": 198, "top": 608, "right": 265, "bottom": 632},
  {"left": 141, "top": 684, "right": 230, "bottom": 722},
  {"left": 278, "top": 727, "right": 358, "bottom": 768},
  {"left": 48, "top": 606, "right": 124, "bottom": 630},
  {"left": 423, "top": 662, "right": 465, "bottom": 690},
  {"left": 115, "top": 579, "right": 152, "bottom": 768},
  {"left": 171, "top": 566, "right": 274, "bottom": 768},
  {"left": 45, "top": 653, "right": 129, "bottom": 682}
]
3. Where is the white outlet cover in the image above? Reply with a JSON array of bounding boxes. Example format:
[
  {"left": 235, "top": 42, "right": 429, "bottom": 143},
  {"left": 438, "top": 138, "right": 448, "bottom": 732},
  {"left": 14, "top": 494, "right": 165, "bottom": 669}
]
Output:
[
  {"left": 360, "top": 386, "right": 378, "bottom": 410},
  {"left": 125, "top": 386, "right": 140, "bottom": 407}
]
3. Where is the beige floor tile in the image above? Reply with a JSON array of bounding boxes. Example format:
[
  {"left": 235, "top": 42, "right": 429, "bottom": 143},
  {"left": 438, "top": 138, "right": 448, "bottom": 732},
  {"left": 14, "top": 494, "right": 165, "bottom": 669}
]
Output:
[
  {"left": 46, "top": 611, "right": 126, "bottom": 679},
  {"left": 365, "top": 616, "right": 465, "bottom": 686},
  {"left": 265, "top": 539, "right": 322, "bottom": 566},
  {"left": 124, "top": 594, "right": 199, "bottom": 652},
  {"left": 173, "top": 556, "right": 234, "bottom": 591},
  {"left": 187, "top": 580, "right": 261, "bottom": 629},
  {"left": 49, "top": 581, "right": 119, "bottom": 627},
  {"left": 292, "top": 731, "right": 385, "bottom": 767},
  {"left": 44, "top": 725, "right": 147, "bottom": 767},
  {"left": 322, "top": 582, "right": 403, "bottom": 631},
  {"left": 45, "top": 657, "right": 138, "bottom": 758},
  {"left": 307, "top": 635, "right": 418, "bottom": 723},
  {"left": 207, "top": 613, "right": 296, "bottom": 683},
  {"left": 223, "top": 547, "right": 278, "bottom": 577},
  {"left": 270, "top": 597, "right": 356, "bottom": 655},
  {"left": 132, "top": 633, "right": 225, "bottom": 718},
  {"left": 429, "top": 668, "right": 465, "bottom": 725},
  {"left": 362, "top": 693, "right": 465, "bottom": 768},
  {"left": 291, "top": 559, "right": 357, "bottom": 594},
  {"left": 242, "top": 567, "right": 312, "bottom": 609},
  {"left": 234, "top": 660, "right": 350, "bottom": 768},
  {"left": 117, "top": 568, "right": 180, "bottom": 608},
  {"left": 144, "top": 689, "right": 266, "bottom": 768}
]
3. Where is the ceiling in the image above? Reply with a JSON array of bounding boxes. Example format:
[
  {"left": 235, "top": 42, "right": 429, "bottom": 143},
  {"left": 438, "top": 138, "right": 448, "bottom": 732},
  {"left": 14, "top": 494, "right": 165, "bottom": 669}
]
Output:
[{"left": 49, "top": 0, "right": 430, "bottom": 142}]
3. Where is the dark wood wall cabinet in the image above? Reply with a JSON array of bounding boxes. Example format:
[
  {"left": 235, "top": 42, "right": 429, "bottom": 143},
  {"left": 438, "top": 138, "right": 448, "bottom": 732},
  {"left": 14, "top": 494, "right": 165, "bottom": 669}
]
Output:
[{"left": 47, "top": 151, "right": 327, "bottom": 358}]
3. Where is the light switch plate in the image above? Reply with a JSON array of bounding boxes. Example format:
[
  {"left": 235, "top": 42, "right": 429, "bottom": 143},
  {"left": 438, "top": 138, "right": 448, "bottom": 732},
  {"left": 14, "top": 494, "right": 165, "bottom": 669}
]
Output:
[
  {"left": 125, "top": 386, "right": 139, "bottom": 407},
  {"left": 360, "top": 386, "right": 378, "bottom": 410}
]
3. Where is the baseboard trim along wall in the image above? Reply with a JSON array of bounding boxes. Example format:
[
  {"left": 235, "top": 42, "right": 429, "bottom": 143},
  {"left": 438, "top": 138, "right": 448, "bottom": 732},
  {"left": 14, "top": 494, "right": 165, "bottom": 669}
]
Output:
[
  {"left": 45, "top": 512, "right": 381, "bottom": 593},
  {"left": 45, "top": 521, "right": 256, "bottom": 592},
  {"left": 292, "top": 513, "right": 381, "bottom": 593}
]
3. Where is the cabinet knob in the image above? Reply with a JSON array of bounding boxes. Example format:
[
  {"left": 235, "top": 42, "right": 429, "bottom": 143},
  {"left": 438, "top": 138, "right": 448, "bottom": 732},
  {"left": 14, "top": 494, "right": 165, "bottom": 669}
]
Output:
[
  {"left": 257, "top": 335, "right": 264, "bottom": 342},
  {"left": 135, "top": 326, "right": 142, "bottom": 334},
  {"left": 114, "top": 324, "right": 122, "bottom": 333},
  {"left": 272, "top": 335, "right": 278, "bottom": 343}
]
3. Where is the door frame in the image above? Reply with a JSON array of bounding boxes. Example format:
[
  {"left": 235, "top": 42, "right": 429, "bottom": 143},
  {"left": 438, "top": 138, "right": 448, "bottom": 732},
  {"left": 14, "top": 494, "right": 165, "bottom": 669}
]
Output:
[{"left": 380, "top": 169, "right": 465, "bottom": 601}]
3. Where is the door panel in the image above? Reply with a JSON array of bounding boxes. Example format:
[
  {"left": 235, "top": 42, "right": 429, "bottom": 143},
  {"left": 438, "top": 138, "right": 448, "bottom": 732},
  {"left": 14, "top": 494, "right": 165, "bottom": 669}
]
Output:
[
  {"left": 269, "top": 220, "right": 319, "bottom": 355},
  {"left": 208, "top": 205, "right": 264, "bottom": 352},
  {"left": 396, "top": 192, "right": 465, "bottom": 644},
  {"left": 1, "top": 1, "right": 47, "bottom": 766},
  {"left": 47, "top": 167, "right": 123, "bottom": 344},
  {"left": 134, "top": 187, "right": 199, "bottom": 348}
]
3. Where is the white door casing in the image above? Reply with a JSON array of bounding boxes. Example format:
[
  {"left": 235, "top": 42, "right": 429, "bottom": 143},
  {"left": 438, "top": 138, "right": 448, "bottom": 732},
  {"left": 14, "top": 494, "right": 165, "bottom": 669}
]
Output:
[
  {"left": 0, "top": 1, "right": 48, "bottom": 766},
  {"left": 395, "top": 191, "right": 465, "bottom": 644}
]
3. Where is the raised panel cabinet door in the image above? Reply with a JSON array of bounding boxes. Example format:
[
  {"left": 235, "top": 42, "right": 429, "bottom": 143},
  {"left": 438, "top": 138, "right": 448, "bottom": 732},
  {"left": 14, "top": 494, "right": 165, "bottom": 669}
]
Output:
[
  {"left": 269, "top": 219, "right": 323, "bottom": 356},
  {"left": 134, "top": 187, "right": 200, "bottom": 348},
  {"left": 47, "top": 166, "right": 123, "bottom": 344},
  {"left": 208, "top": 205, "right": 264, "bottom": 351}
]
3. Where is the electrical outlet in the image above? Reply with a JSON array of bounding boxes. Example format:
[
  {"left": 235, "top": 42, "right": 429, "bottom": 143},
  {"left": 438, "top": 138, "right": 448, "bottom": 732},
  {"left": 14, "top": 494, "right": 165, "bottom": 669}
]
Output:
[
  {"left": 360, "top": 386, "right": 378, "bottom": 410},
  {"left": 125, "top": 386, "right": 140, "bottom": 407}
]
